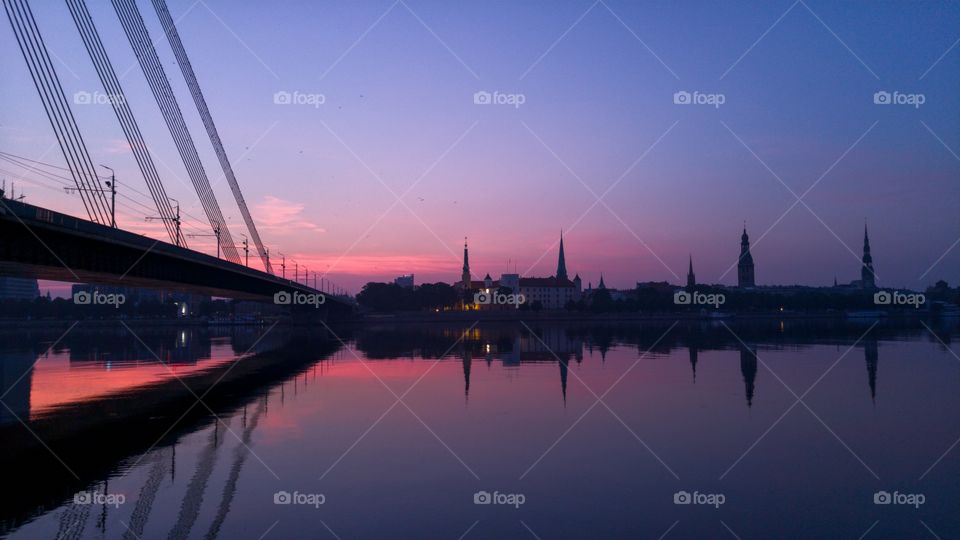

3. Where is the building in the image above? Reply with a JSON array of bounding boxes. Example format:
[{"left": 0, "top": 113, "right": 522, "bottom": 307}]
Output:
[
  {"left": 686, "top": 256, "right": 696, "bottom": 289},
  {"left": 394, "top": 274, "right": 415, "bottom": 289},
  {"left": 70, "top": 284, "right": 208, "bottom": 314},
  {"left": 456, "top": 233, "right": 582, "bottom": 310},
  {"left": 860, "top": 224, "right": 876, "bottom": 289},
  {"left": 518, "top": 233, "right": 581, "bottom": 309},
  {"left": 0, "top": 277, "right": 40, "bottom": 300},
  {"left": 835, "top": 224, "right": 879, "bottom": 290},
  {"left": 738, "top": 225, "right": 756, "bottom": 288}
]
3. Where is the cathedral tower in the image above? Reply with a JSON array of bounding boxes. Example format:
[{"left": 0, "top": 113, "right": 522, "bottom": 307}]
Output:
[
  {"left": 556, "top": 231, "right": 568, "bottom": 281},
  {"left": 737, "top": 225, "right": 755, "bottom": 288},
  {"left": 861, "top": 224, "right": 876, "bottom": 289},
  {"left": 461, "top": 237, "right": 471, "bottom": 290}
]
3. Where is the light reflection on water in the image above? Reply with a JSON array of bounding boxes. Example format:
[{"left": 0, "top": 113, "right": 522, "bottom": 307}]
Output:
[{"left": 1, "top": 320, "right": 958, "bottom": 539}]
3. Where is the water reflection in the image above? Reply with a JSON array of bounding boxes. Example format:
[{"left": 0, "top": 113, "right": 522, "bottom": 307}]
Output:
[{"left": 0, "top": 319, "right": 957, "bottom": 539}]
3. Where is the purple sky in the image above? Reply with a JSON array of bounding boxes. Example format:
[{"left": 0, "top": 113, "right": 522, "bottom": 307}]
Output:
[{"left": 1, "top": 0, "right": 958, "bottom": 294}]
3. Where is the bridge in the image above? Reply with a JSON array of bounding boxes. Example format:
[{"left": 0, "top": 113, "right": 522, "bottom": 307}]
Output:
[
  {"left": 1, "top": 0, "right": 354, "bottom": 315},
  {"left": 0, "top": 199, "right": 352, "bottom": 314},
  {"left": 0, "top": 197, "right": 352, "bottom": 313}
]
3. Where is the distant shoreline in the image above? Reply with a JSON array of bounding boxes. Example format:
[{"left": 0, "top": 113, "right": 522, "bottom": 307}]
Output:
[{"left": 0, "top": 309, "right": 937, "bottom": 328}]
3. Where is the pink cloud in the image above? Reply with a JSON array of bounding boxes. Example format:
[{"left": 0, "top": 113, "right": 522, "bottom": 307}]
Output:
[{"left": 253, "top": 195, "right": 325, "bottom": 234}]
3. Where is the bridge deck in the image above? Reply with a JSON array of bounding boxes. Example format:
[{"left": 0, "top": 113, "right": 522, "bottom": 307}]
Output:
[{"left": 0, "top": 198, "right": 350, "bottom": 310}]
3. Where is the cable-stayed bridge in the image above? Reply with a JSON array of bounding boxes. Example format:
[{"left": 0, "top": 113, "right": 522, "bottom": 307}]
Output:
[{"left": 0, "top": 0, "right": 348, "bottom": 310}]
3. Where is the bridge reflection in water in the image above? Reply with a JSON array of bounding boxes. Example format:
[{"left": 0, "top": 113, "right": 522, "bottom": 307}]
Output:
[{"left": 0, "top": 319, "right": 952, "bottom": 538}]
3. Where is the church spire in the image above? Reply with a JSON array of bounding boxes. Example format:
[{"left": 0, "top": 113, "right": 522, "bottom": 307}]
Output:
[
  {"left": 738, "top": 222, "right": 755, "bottom": 288},
  {"left": 861, "top": 222, "right": 876, "bottom": 289},
  {"left": 687, "top": 255, "right": 696, "bottom": 289},
  {"left": 556, "top": 230, "right": 568, "bottom": 281},
  {"left": 461, "top": 237, "right": 471, "bottom": 290}
]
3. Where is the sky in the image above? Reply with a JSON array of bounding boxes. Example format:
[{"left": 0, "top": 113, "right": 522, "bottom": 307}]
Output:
[{"left": 1, "top": 0, "right": 958, "bottom": 294}]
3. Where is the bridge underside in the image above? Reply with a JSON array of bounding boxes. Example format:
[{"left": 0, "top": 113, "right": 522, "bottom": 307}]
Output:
[{"left": 0, "top": 199, "right": 351, "bottom": 313}]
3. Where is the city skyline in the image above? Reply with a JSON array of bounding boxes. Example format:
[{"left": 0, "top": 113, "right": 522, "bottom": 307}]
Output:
[{"left": 1, "top": 0, "right": 958, "bottom": 295}]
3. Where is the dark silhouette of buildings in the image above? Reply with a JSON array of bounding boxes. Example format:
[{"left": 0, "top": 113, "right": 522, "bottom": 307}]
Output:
[
  {"left": 738, "top": 225, "right": 756, "bottom": 288},
  {"left": 457, "top": 233, "right": 582, "bottom": 309},
  {"left": 556, "top": 231, "right": 568, "bottom": 281},
  {"left": 686, "top": 256, "right": 696, "bottom": 289},
  {"left": 461, "top": 237, "right": 471, "bottom": 290},
  {"left": 861, "top": 224, "right": 876, "bottom": 289}
]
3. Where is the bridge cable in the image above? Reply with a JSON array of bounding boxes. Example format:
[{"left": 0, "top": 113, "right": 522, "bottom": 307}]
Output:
[
  {"left": 151, "top": 0, "right": 274, "bottom": 273},
  {"left": 67, "top": 0, "right": 186, "bottom": 247},
  {"left": 111, "top": 0, "right": 241, "bottom": 263},
  {"left": 64, "top": 0, "right": 183, "bottom": 245},
  {"left": 5, "top": 0, "right": 112, "bottom": 224},
  {"left": 3, "top": 0, "right": 112, "bottom": 224},
  {"left": 113, "top": 0, "right": 232, "bottom": 256}
]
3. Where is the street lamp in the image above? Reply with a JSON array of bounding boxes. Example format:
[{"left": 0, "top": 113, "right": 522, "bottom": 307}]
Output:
[
  {"left": 64, "top": 164, "right": 116, "bottom": 227},
  {"left": 145, "top": 197, "right": 182, "bottom": 247}
]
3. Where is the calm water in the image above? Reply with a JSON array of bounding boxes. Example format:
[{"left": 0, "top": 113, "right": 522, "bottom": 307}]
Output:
[{"left": 1, "top": 320, "right": 958, "bottom": 539}]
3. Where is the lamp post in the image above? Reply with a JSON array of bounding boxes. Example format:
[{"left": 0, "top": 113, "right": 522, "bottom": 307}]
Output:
[
  {"left": 145, "top": 197, "right": 181, "bottom": 247},
  {"left": 185, "top": 225, "right": 220, "bottom": 258},
  {"left": 100, "top": 165, "right": 116, "bottom": 228},
  {"left": 64, "top": 164, "right": 116, "bottom": 228}
]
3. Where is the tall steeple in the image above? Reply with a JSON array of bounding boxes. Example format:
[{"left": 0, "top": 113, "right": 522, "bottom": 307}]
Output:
[
  {"left": 737, "top": 223, "right": 755, "bottom": 288},
  {"left": 556, "top": 230, "right": 568, "bottom": 281},
  {"left": 461, "top": 237, "right": 471, "bottom": 290},
  {"left": 687, "top": 255, "right": 696, "bottom": 289},
  {"left": 861, "top": 223, "right": 876, "bottom": 289},
  {"left": 598, "top": 274, "right": 606, "bottom": 289}
]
